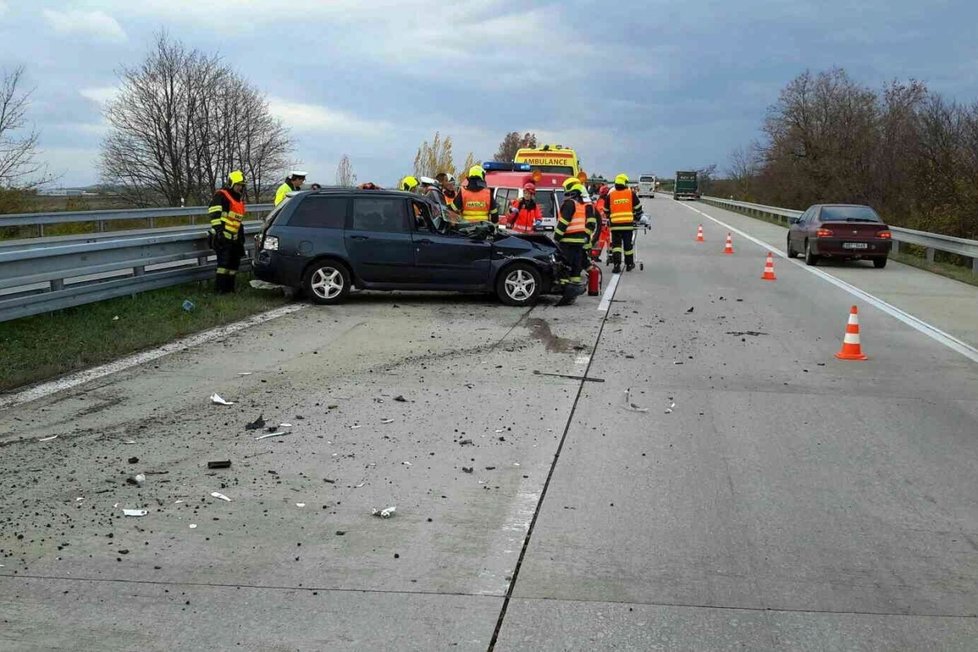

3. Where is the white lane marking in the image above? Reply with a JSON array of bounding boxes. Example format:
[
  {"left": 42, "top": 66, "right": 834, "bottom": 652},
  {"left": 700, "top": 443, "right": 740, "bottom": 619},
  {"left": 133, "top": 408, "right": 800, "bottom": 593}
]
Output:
[
  {"left": 680, "top": 202, "right": 978, "bottom": 365},
  {"left": 0, "top": 304, "right": 308, "bottom": 411},
  {"left": 598, "top": 273, "right": 621, "bottom": 312},
  {"left": 575, "top": 354, "right": 591, "bottom": 365}
]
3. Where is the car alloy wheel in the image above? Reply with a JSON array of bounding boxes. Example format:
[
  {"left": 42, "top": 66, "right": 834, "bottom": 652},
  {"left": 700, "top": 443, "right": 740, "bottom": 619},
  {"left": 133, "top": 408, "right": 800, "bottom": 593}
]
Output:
[
  {"left": 310, "top": 266, "right": 344, "bottom": 300},
  {"left": 504, "top": 268, "right": 536, "bottom": 303}
]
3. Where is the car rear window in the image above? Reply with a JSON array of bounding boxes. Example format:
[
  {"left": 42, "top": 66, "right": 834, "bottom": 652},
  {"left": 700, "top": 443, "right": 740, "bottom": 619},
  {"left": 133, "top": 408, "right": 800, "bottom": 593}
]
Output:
[
  {"left": 286, "top": 197, "right": 349, "bottom": 228},
  {"left": 352, "top": 198, "right": 407, "bottom": 233},
  {"left": 820, "top": 206, "right": 882, "bottom": 222}
]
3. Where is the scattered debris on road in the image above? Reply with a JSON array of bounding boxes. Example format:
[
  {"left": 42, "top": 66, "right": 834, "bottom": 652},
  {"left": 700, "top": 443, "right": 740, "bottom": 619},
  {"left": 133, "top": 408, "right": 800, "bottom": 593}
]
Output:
[
  {"left": 182, "top": 299, "right": 195, "bottom": 313},
  {"left": 623, "top": 388, "right": 649, "bottom": 413},
  {"left": 372, "top": 506, "right": 396, "bottom": 518},
  {"left": 126, "top": 474, "right": 146, "bottom": 487},
  {"left": 207, "top": 460, "right": 232, "bottom": 469},
  {"left": 394, "top": 395, "right": 408, "bottom": 402},
  {"left": 686, "top": 307, "right": 694, "bottom": 313},
  {"left": 127, "top": 457, "right": 139, "bottom": 464},
  {"left": 255, "top": 431, "right": 288, "bottom": 441},
  {"left": 210, "top": 492, "right": 232, "bottom": 502},
  {"left": 37, "top": 435, "right": 58, "bottom": 442},
  {"left": 533, "top": 370, "right": 605, "bottom": 383},
  {"left": 210, "top": 394, "right": 234, "bottom": 406},
  {"left": 462, "top": 467, "right": 474, "bottom": 474},
  {"left": 244, "top": 414, "right": 265, "bottom": 430},
  {"left": 459, "top": 439, "right": 473, "bottom": 446},
  {"left": 122, "top": 508, "right": 148, "bottom": 517},
  {"left": 726, "top": 331, "right": 768, "bottom": 337}
]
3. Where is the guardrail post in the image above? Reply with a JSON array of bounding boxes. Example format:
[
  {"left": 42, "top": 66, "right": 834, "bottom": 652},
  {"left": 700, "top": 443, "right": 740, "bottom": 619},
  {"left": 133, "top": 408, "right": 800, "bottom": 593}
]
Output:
[
  {"left": 134, "top": 266, "right": 145, "bottom": 277},
  {"left": 198, "top": 255, "right": 209, "bottom": 267},
  {"left": 37, "top": 223, "right": 44, "bottom": 238},
  {"left": 926, "top": 247, "right": 935, "bottom": 263},
  {"left": 972, "top": 256, "right": 978, "bottom": 275},
  {"left": 50, "top": 278, "right": 63, "bottom": 292},
  {"left": 891, "top": 240, "right": 899, "bottom": 254},
  {"left": 148, "top": 216, "right": 155, "bottom": 229}
]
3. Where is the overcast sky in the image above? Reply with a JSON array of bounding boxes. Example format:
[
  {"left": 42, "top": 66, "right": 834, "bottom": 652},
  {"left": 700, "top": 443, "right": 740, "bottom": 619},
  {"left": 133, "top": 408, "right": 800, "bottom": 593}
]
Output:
[{"left": 2, "top": 0, "right": 977, "bottom": 189}]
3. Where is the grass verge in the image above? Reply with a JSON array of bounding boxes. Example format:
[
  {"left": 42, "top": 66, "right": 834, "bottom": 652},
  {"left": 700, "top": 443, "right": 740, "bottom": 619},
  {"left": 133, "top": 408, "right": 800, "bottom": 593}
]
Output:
[{"left": 0, "top": 273, "right": 290, "bottom": 392}]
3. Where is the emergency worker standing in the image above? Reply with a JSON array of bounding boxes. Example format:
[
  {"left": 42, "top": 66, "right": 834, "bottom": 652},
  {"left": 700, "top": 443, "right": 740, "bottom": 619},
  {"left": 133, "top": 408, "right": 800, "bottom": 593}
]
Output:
[
  {"left": 399, "top": 176, "right": 420, "bottom": 192},
  {"left": 208, "top": 170, "right": 248, "bottom": 294},
  {"left": 608, "top": 173, "right": 643, "bottom": 273},
  {"left": 508, "top": 182, "right": 542, "bottom": 232},
  {"left": 554, "top": 181, "right": 596, "bottom": 306},
  {"left": 275, "top": 171, "right": 307, "bottom": 206},
  {"left": 452, "top": 165, "right": 499, "bottom": 223}
]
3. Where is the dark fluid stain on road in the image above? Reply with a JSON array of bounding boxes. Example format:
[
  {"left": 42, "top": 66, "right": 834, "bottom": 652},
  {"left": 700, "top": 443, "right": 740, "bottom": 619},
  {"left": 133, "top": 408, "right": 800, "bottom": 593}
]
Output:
[{"left": 526, "top": 318, "right": 580, "bottom": 353}]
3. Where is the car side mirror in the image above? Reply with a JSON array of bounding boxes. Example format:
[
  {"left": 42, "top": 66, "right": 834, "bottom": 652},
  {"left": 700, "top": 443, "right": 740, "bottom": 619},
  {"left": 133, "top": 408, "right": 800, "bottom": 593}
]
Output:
[{"left": 788, "top": 216, "right": 800, "bottom": 224}]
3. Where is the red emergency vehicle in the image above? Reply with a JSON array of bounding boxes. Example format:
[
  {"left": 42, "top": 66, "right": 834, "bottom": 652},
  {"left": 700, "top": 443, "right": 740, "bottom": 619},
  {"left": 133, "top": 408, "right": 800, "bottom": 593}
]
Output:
[{"left": 483, "top": 162, "right": 570, "bottom": 233}]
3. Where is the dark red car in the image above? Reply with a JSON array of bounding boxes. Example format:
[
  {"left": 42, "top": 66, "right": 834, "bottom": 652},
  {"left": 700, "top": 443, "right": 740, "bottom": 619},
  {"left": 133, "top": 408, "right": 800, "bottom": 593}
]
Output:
[{"left": 787, "top": 204, "right": 892, "bottom": 268}]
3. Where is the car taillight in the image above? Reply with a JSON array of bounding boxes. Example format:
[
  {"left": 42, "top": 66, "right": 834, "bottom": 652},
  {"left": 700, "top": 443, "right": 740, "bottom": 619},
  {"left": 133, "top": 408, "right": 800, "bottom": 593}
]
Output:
[
  {"left": 816, "top": 228, "right": 833, "bottom": 238},
  {"left": 877, "top": 230, "right": 892, "bottom": 239}
]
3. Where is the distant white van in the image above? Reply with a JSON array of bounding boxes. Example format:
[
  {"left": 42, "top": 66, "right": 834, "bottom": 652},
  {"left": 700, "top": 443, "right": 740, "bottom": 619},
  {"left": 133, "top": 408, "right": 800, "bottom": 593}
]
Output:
[{"left": 638, "top": 174, "right": 656, "bottom": 198}]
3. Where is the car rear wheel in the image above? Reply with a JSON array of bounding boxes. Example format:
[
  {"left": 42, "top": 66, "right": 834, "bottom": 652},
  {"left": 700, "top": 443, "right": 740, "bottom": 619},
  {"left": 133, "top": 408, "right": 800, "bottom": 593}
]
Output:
[
  {"left": 303, "top": 259, "right": 351, "bottom": 305},
  {"left": 497, "top": 263, "right": 542, "bottom": 307},
  {"left": 873, "top": 256, "right": 888, "bottom": 269},
  {"left": 787, "top": 236, "right": 798, "bottom": 258},
  {"left": 804, "top": 240, "right": 819, "bottom": 266}
]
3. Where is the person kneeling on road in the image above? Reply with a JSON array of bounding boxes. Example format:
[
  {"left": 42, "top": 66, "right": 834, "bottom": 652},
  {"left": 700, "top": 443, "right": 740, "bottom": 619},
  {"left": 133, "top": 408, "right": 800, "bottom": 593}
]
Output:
[
  {"left": 208, "top": 170, "right": 248, "bottom": 294},
  {"left": 554, "top": 181, "right": 596, "bottom": 306},
  {"left": 608, "top": 173, "right": 643, "bottom": 274}
]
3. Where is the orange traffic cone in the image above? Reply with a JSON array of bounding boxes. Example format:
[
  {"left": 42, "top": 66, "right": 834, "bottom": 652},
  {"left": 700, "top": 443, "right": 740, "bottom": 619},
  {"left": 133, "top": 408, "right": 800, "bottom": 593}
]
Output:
[
  {"left": 835, "top": 305, "right": 868, "bottom": 361},
  {"left": 695, "top": 225, "right": 705, "bottom": 242},
  {"left": 723, "top": 233, "right": 734, "bottom": 255},
  {"left": 761, "top": 252, "right": 777, "bottom": 280}
]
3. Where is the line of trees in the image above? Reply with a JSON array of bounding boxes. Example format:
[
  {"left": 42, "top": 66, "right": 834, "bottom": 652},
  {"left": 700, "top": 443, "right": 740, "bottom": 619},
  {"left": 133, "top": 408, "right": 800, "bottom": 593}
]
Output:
[{"left": 727, "top": 67, "right": 978, "bottom": 239}]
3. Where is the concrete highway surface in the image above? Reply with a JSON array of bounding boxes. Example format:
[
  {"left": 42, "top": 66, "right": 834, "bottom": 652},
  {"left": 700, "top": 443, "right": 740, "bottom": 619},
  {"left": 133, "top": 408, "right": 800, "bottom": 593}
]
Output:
[{"left": 1, "top": 196, "right": 977, "bottom": 651}]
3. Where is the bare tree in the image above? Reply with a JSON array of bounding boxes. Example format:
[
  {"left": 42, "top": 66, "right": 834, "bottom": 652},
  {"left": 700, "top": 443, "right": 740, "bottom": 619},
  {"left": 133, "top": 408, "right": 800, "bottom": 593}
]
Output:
[
  {"left": 335, "top": 154, "right": 355, "bottom": 186},
  {"left": 413, "top": 132, "right": 455, "bottom": 178},
  {"left": 493, "top": 131, "right": 538, "bottom": 161},
  {"left": 727, "top": 144, "right": 762, "bottom": 200},
  {"left": 458, "top": 152, "right": 477, "bottom": 180},
  {"left": 0, "top": 66, "right": 48, "bottom": 189},
  {"left": 100, "top": 33, "right": 293, "bottom": 207}
]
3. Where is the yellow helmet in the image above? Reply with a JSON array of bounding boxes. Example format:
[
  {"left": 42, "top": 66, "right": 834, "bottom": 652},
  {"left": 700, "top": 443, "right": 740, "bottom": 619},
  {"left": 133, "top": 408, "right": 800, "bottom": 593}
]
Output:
[
  {"left": 467, "top": 165, "right": 486, "bottom": 180},
  {"left": 567, "top": 181, "right": 586, "bottom": 194},
  {"left": 228, "top": 170, "right": 245, "bottom": 185},
  {"left": 615, "top": 173, "right": 629, "bottom": 186},
  {"left": 562, "top": 177, "right": 578, "bottom": 190},
  {"left": 400, "top": 175, "right": 419, "bottom": 191}
]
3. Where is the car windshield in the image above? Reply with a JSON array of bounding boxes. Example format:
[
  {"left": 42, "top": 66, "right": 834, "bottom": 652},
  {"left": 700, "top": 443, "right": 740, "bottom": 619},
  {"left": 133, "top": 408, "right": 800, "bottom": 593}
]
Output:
[
  {"left": 640, "top": 176, "right": 655, "bottom": 182},
  {"left": 820, "top": 206, "right": 882, "bottom": 222}
]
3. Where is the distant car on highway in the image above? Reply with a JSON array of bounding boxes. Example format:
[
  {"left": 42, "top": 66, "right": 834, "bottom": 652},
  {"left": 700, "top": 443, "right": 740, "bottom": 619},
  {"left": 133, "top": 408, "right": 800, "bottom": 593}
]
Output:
[
  {"left": 787, "top": 204, "right": 892, "bottom": 268},
  {"left": 253, "top": 188, "right": 564, "bottom": 306}
]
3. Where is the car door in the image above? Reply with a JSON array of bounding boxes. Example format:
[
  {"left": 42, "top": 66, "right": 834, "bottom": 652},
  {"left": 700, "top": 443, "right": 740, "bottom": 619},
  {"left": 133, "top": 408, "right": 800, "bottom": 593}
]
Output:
[
  {"left": 344, "top": 196, "right": 415, "bottom": 284},
  {"left": 411, "top": 199, "right": 492, "bottom": 288},
  {"left": 791, "top": 208, "right": 811, "bottom": 248}
]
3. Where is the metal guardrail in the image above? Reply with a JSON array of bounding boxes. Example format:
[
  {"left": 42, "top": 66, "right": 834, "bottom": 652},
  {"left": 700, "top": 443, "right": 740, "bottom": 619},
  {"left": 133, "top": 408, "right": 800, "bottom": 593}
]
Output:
[
  {"left": 0, "top": 222, "right": 262, "bottom": 323},
  {"left": 0, "top": 203, "right": 274, "bottom": 237},
  {"left": 699, "top": 197, "right": 978, "bottom": 274}
]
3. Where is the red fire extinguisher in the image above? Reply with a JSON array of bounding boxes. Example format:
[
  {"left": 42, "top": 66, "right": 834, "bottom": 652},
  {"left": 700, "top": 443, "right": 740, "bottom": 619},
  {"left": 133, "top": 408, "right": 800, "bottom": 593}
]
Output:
[{"left": 587, "top": 263, "right": 602, "bottom": 296}]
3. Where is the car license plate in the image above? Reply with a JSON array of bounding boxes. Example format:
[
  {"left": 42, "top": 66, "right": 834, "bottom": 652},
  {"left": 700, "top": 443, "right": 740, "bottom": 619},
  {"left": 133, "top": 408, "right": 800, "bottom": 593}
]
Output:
[{"left": 843, "top": 242, "right": 869, "bottom": 249}]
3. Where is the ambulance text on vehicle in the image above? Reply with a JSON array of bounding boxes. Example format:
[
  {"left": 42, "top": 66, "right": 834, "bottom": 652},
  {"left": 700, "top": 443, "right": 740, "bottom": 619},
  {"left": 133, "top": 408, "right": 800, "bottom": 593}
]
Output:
[
  {"left": 482, "top": 162, "right": 569, "bottom": 232},
  {"left": 513, "top": 145, "right": 582, "bottom": 178}
]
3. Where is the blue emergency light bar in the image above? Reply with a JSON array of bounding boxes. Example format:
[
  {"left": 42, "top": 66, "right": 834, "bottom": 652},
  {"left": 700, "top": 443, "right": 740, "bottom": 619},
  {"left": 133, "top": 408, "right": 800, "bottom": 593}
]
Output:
[{"left": 482, "top": 162, "right": 532, "bottom": 172}]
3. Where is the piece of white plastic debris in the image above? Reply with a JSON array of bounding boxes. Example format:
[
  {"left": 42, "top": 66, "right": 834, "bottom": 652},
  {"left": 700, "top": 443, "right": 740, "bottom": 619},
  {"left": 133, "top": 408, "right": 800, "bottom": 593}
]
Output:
[
  {"left": 279, "top": 423, "right": 293, "bottom": 428},
  {"left": 254, "top": 431, "right": 288, "bottom": 441},
  {"left": 75, "top": 497, "right": 84, "bottom": 502},
  {"left": 123, "top": 440, "right": 136, "bottom": 445},
  {"left": 123, "top": 509, "right": 148, "bottom": 517},
  {"left": 402, "top": 461, "right": 412, "bottom": 466},
  {"left": 372, "top": 506, "right": 396, "bottom": 518},
  {"left": 210, "top": 492, "right": 231, "bottom": 502},
  {"left": 381, "top": 419, "right": 394, "bottom": 424},
  {"left": 238, "top": 372, "right": 253, "bottom": 376},
  {"left": 350, "top": 425, "right": 362, "bottom": 430},
  {"left": 495, "top": 429, "right": 505, "bottom": 433},
  {"left": 210, "top": 394, "right": 234, "bottom": 406},
  {"left": 355, "top": 483, "right": 365, "bottom": 488},
  {"left": 133, "top": 473, "right": 146, "bottom": 486},
  {"left": 189, "top": 524, "right": 197, "bottom": 529},
  {"left": 112, "top": 316, "right": 120, "bottom": 321},
  {"left": 665, "top": 409, "right": 673, "bottom": 414},
  {"left": 296, "top": 503, "right": 306, "bottom": 508},
  {"left": 174, "top": 500, "right": 184, "bottom": 504},
  {"left": 38, "top": 435, "right": 58, "bottom": 442}
]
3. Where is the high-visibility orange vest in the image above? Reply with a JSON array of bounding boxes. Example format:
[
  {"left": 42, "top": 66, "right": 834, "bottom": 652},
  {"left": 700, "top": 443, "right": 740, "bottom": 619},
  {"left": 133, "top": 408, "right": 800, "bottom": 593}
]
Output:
[
  {"left": 460, "top": 187, "right": 492, "bottom": 222},
  {"left": 566, "top": 200, "right": 587, "bottom": 234},
  {"left": 217, "top": 189, "right": 246, "bottom": 233},
  {"left": 608, "top": 188, "right": 634, "bottom": 225}
]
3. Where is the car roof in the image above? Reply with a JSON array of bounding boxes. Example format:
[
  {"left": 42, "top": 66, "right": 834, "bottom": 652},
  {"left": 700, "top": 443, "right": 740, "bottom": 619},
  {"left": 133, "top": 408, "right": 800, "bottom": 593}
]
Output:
[
  {"left": 810, "top": 204, "right": 874, "bottom": 209},
  {"left": 291, "top": 188, "right": 416, "bottom": 199}
]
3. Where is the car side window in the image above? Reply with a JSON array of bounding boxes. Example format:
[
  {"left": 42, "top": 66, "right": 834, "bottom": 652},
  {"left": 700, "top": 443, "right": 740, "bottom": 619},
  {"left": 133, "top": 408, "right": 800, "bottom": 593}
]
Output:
[
  {"left": 286, "top": 197, "right": 349, "bottom": 228},
  {"left": 798, "top": 208, "right": 812, "bottom": 224},
  {"left": 352, "top": 198, "right": 407, "bottom": 233},
  {"left": 411, "top": 201, "right": 433, "bottom": 232}
]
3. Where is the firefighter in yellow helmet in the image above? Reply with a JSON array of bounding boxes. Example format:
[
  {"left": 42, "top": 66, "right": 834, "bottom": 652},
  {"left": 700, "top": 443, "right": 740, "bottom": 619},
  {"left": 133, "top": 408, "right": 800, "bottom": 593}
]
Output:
[
  {"left": 275, "top": 170, "right": 307, "bottom": 206},
  {"left": 554, "top": 180, "right": 596, "bottom": 306},
  {"left": 607, "top": 173, "right": 643, "bottom": 273},
  {"left": 208, "top": 170, "right": 248, "bottom": 294},
  {"left": 400, "top": 176, "right": 420, "bottom": 192},
  {"left": 451, "top": 165, "right": 499, "bottom": 223}
]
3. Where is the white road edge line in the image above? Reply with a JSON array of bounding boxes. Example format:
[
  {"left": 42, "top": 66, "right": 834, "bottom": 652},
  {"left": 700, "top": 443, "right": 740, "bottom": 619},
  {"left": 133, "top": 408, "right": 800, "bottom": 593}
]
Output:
[
  {"left": 0, "top": 303, "right": 308, "bottom": 411},
  {"left": 680, "top": 202, "right": 978, "bottom": 365},
  {"left": 598, "top": 273, "right": 621, "bottom": 312}
]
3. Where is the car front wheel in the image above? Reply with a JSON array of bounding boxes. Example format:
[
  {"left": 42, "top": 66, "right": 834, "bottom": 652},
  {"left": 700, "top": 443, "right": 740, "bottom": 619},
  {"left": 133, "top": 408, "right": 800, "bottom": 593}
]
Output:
[
  {"left": 804, "top": 240, "right": 819, "bottom": 266},
  {"left": 496, "top": 263, "right": 542, "bottom": 306},
  {"left": 303, "top": 259, "right": 351, "bottom": 305},
  {"left": 787, "top": 236, "right": 798, "bottom": 258}
]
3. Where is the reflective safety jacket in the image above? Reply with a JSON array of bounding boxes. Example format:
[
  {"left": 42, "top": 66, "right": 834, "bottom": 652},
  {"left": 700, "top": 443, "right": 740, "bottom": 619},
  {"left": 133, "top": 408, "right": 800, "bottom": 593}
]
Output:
[
  {"left": 208, "top": 188, "right": 246, "bottom": 239},
  {"left": 608, "top": 186, "right": 642, "bottom": 230},
  {"left": 275, "top": 180, "right": 296, "bottom": 206},
  {"left": 459, "top": 187, "right": 493, "bottom": 223},
  {"left": 555, "top": 196, "right": 595, "bottom": 244},
  {"left": 508, "top": 198, "right": 542, "bottom": 232}
]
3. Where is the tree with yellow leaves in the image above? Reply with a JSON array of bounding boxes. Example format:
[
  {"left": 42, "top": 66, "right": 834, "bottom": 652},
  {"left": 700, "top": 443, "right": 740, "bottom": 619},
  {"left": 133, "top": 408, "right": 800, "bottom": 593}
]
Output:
[{"left": 413, "top": 132, "right": 455, "bottom": 178}]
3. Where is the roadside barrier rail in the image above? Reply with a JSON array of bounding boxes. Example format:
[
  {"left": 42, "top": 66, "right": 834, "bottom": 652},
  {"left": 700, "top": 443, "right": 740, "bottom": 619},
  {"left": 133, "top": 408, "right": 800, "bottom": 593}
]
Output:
[{"left": 699, "top": 196, "right": 978, "bottom": 274}]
